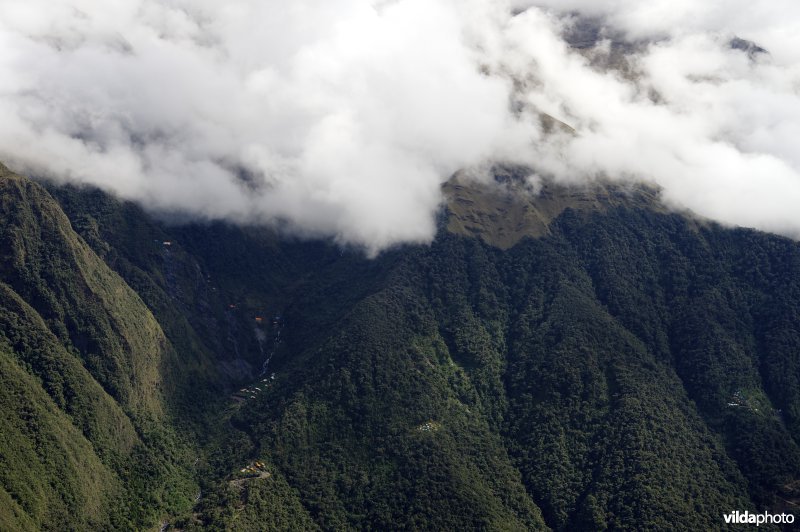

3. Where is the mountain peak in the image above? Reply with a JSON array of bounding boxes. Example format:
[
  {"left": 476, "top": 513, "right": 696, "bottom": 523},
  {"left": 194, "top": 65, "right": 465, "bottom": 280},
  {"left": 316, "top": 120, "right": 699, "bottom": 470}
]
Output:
[{"left": 443, "top": 169, "right": 664, "bottom": 248}]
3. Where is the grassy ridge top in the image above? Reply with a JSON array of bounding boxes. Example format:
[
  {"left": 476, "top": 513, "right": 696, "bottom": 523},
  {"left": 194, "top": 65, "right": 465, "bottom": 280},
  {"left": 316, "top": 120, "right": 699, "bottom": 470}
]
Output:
[{"left": 443, "top": 170, "right": 666, "bottom": 249}]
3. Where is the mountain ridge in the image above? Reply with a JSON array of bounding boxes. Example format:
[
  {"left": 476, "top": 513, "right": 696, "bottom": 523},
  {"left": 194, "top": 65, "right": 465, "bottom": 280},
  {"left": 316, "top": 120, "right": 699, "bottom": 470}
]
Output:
[{"left": 2, "top": 163, "right": 800, "bottom": 529}]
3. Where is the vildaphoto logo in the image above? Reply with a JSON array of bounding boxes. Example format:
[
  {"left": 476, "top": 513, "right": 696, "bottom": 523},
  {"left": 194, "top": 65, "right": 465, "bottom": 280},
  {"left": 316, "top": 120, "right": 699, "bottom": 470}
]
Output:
[{"left": 723, "top": 510, "right": 795, "bottom": 526}]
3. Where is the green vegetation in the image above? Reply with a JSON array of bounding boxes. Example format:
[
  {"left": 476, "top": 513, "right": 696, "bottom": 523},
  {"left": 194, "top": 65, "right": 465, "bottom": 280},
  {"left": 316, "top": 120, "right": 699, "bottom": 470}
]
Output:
[
  {"left": 2, "top": 164, "right": 800, "bottom": 530},
  {"left": 0, "top": 167, "right": 197, "bottom": 529},
  {"left": 443, "top": 168, "right": 664, "bottom": 249}
]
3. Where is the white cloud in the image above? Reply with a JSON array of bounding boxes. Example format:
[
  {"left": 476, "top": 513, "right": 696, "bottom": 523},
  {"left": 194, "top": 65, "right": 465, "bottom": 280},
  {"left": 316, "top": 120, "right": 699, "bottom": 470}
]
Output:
[{"left": 2, "top": 0, "right": 800, "bottom": 251}]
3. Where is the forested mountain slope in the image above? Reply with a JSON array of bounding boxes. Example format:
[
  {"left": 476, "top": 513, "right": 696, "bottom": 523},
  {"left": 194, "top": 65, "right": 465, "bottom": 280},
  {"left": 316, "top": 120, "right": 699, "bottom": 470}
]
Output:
[
  {"left": 0, "top": 164, "right": 201, "bottom": 529},
  {"left": 2, "top": 163, "right": 800, "bottom": 530}
]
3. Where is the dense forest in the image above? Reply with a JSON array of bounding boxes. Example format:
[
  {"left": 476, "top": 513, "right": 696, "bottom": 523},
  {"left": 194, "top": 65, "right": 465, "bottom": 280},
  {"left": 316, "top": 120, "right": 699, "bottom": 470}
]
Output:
[{"left": 2, "top": 162, "right": 800, "bottom": 530}]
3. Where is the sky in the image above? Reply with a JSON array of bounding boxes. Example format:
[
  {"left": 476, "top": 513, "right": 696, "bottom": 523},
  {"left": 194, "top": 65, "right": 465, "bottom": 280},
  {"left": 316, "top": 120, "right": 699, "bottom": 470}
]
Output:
[{"left": 1, "top": 0, "right": 800, "bottom": 253}]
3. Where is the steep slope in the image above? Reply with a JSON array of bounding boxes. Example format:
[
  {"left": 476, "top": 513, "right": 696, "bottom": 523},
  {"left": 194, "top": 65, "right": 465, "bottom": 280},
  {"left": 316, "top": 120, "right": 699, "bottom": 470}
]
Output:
[
  {"left": 0, "top": 164, "right": 198, "bottom": 529},
  {"left": 193, "top": 234, "right": 753, "bottom": 530},
  {"left": 557, "top": 207, "right": 800, "bottom": 513},
  {"left": 185, "top": 249, "right": 549, "bottom": 530},
  {"left": 0, "top": 341, "right": 120, "bottom": 531},
  {"left": 47, "top": 181, "right": 349, "bottom": 421},
  {"left": 4, "top": 163, "right": 800, "bottom": 530},
  {"left": 178, "top": 184, "right": 800, "bottom": 529},
  {"left": 48, "top": 184, "right": 548, "bottom": 529},
  {"left": 0, "top": 166, "right": 165, "bottom": 420}
]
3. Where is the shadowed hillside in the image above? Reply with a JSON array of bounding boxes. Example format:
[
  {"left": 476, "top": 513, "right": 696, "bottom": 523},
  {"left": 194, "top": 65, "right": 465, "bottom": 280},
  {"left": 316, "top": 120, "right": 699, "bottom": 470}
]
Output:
[{"left": 2, "top": 163, "right": 800, "bottom": 530}]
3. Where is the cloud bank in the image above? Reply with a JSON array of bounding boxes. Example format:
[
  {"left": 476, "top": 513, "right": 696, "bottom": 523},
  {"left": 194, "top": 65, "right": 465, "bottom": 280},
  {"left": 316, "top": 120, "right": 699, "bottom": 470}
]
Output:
[{"left": 1, "top": 0, "right": 800, "bottom": 251}]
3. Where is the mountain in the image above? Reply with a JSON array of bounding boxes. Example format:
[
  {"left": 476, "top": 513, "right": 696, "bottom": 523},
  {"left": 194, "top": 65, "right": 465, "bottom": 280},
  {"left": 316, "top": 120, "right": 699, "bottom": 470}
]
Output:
[
  {"left": 0, "top": 163, "right": 200, "bottom": 529},
  {"left": 2, "top": 162, "right": 800, "bottom": 530}
]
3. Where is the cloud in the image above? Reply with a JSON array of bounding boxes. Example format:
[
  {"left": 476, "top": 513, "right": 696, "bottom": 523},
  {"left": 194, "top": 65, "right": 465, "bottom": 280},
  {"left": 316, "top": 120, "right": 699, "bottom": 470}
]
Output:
[
  {"left": 1, "top": 1, "right": 800, "bottom": 251},
  {"left": 496, "top": 4, "right": 800, "bottom": 236}
]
